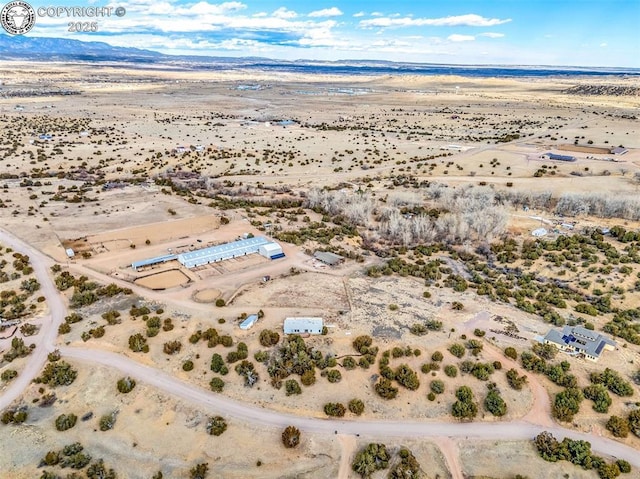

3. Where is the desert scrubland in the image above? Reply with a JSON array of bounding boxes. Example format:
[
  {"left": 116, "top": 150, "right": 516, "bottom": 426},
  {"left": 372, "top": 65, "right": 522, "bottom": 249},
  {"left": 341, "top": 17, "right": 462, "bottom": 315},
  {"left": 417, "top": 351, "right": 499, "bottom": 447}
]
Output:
[{"left": 0, "top": 62, "right": 640, "bottom": 479}]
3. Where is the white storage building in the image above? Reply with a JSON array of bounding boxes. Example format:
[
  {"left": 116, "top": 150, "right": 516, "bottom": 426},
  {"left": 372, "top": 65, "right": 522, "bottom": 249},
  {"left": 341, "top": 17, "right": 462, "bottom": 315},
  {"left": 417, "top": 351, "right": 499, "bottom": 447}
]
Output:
[
  {"left": 284, "top": 317, "right": 324, "bottom": 335},
  {"left": 259, "top": 243, "right": 285, "bottom": 260}
]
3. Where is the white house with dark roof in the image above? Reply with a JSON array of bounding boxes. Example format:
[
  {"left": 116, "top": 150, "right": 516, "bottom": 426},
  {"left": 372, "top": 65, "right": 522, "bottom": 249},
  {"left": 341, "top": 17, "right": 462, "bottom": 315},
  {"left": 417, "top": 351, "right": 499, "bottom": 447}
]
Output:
[{"left": 543, "top": 325, "right": 616, "bottom": 362}]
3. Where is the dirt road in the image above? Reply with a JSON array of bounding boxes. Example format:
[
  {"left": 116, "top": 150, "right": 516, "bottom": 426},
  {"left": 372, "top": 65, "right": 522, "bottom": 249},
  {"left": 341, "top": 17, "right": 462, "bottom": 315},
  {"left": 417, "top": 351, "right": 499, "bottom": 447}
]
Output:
[
  {"left": 0, "top": 229, "right": 65, "bottom": 411},
  {"left": 3, "top": 226, "right": 640, "bottom": 475}
]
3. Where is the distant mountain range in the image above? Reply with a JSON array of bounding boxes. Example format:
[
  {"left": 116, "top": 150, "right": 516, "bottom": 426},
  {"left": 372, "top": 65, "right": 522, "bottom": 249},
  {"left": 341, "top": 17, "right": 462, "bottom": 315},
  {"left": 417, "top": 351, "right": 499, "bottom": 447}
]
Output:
[
  {"left": 2, "top": 35, "right": 639, "bottom": 77},
  {"left": 0, "top": 34, "right": 163, "bottom": 62}
]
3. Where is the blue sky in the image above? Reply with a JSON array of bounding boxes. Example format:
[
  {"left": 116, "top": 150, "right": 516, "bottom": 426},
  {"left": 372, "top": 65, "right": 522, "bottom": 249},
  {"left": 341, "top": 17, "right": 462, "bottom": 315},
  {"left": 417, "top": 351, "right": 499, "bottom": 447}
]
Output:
[{"left": 20, "top": 0, "right": 640, "bottom": 66}]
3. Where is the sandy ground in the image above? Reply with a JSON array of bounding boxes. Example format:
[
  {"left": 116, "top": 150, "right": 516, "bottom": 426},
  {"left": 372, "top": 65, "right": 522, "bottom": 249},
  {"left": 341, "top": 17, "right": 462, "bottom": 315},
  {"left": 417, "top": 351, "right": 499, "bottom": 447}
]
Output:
[{"left": 1, "top": 63, "right": 640, "bottom": 478}]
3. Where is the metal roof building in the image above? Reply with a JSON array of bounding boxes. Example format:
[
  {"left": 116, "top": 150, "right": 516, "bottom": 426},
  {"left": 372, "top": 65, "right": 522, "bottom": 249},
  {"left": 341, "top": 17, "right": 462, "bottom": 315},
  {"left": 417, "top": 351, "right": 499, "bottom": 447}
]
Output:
[
  {"left": 131, "top": 237, "right": 283, "bottom": 271},
  {"left": 259, "top": 242, "right": 285, "bottom": 260},
  {"left": 314, "top": 251, "right": 344, "bottom": 266},
  {"left": 178, "top": 237, "right": 279, "bottom": 268},
  {"left": 131, "top": 254, "right": 178, "bottom": 271},
  {"left": 239, "top": 314, "right": 259, "bottom": 330},
  {"left": 543, "top": 325, "right": 616, "bottom": 362},
  {"left": 284, "top": 317, "right": 324, "bottom": 335},
  {"left": 541, "top": 152, "right": 576, "bottom": 162}
]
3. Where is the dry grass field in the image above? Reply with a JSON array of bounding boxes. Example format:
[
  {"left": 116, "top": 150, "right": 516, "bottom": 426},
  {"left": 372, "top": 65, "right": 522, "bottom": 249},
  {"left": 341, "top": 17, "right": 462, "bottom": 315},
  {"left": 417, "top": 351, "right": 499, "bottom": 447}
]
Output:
[{"left": 1, "top": 62, "right": 640, "bottom": 479}]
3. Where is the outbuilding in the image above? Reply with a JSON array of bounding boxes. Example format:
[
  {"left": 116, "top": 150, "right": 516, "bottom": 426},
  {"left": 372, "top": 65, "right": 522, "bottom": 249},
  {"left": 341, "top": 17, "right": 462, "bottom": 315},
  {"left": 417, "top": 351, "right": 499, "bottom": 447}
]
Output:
[
  {"left": 239, "top": 314, "right": 259, "bottom": 330},
  {"left": 313, "top": 251, "right": 344, "bottom": 266},
  {"left": 532, "top": 228, "right": 548, "bottom": 237},
  {"left": 284, "top": 317, "right": 323, "bottom": 335},
  {"left": 259, "top": 242, "right": 285, "bottom": 260},
  {"left": 65, "top": 248, "right": 75, "bottom": 258}
]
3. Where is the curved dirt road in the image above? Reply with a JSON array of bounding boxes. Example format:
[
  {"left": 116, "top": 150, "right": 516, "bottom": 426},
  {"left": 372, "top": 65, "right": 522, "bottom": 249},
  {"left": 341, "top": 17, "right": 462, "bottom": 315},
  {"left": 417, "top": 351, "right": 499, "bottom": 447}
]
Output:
[
  {"left": 2, "top": 226, "right": 640, "bottom": 476},
  {"left": 59, "top": 346, "right": 640, "bottom": 468},
  {"left": 0, "top": 229, "right": 65, "bottom": 411}
]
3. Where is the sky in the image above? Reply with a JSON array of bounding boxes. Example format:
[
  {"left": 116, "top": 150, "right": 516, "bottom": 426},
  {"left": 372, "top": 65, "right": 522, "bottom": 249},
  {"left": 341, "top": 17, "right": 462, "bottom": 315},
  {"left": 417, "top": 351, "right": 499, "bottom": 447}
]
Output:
[{"left": 15, "top": 0, "right": 640, "bottom": 67}]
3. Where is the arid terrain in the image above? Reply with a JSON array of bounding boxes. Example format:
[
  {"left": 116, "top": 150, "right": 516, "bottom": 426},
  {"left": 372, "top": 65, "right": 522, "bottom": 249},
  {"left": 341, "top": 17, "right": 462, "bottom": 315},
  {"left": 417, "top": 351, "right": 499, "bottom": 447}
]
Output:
[{"left": 1, "top": 62, "right": 639, "bottom": 479}]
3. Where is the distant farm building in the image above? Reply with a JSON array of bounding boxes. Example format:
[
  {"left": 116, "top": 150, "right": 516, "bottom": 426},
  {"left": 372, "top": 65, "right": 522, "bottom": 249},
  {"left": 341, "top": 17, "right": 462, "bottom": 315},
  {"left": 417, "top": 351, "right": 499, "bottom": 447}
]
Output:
[
  {"left": 611, "top": 146, "right": 628, "bottom": 155},
  {"left": 540, "top": 152, "right": 576, "bottom": 162},
  {"left": 532, "top": 228, "right": 548, "bottom": 237},
  {"left": 131, "top": 237, "right": 283, "bottom": 271},
  {"left": 284, "top": 317, "right": 324, "bottom": 335},
  {"left": 543, "top": 325, "right": 616, "bottom": 362},
  {"left": 314, "top": 251, "right": 344, "bottom": 266},
  {"left": 239, "top": 314, "right": 259, "bottom": 330},
  {"left": 65, "top": 248, "right": 75, "bottom": 258}
]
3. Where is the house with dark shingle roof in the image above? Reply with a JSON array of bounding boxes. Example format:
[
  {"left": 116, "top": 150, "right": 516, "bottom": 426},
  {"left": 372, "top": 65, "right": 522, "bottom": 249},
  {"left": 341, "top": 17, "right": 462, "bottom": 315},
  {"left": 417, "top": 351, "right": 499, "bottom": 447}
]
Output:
[{"left": 543, "top": 325, "right": 616, "bottom": 362}]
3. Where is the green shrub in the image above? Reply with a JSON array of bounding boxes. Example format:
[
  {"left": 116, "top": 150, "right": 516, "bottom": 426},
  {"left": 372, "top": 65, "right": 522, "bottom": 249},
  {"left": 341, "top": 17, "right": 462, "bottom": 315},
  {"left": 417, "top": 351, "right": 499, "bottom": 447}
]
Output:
[
  {"left": 430, "top": 380, "right": 445, "bottom": 394},
  {"left": 182, "top": 360, "right": 194, "bottom": 371},
  {"left": 449, "top": 343, "right": 465, "bottom": 358},
  {"left": 116, "top": 377, "right": 136, "bottom": 393},
  {"left": 348, "top": 399, "right": 365, "bottom": 415},
  {"left": 1, "top": 369, "right": 18, "bottom": 381},
  {"left": 259, "top": 329, "right": 280, "bottom": 347},
  {"left": 590, "top": 368, "right": 634, "bottom": 397},
  {"left": 55, "top": 413, "right": 77, "bottom": 431},
  {"left": 128, "top": 333, "right": 149, "bottom": 353},
  {"left": 352, "top": 443, "right": 389, "bottom": 478},
  {"left": 409, "top": 323, "right": 428, "bottom": 336},
  {"left": 504, "top": 347, "right": 518, "bottom": 360},
  {"left": 99, "top": 412, "right": 117, "bottom": 431},
  {"left": 506, "top": 369, "right": 527, "bottom": 390},
  {"left": 552, "top": 388, "right": 583, "bottom": 422},
  {"left": 209, "top": 377, "right": 225, "bottom": 393},
  {"left": 606, "top": 415, "right": 629, "bottom": 438},
  {"left": 342, "top": 356, "right": 357, "bottom": 369},
  {"left": 375, "top": 378, "right": 398, "bottom": 400},
  {"left": 301, "top": 369, "right": 316, "bottom": 386},
  {"left": 285, "top": 379, "right": 302, "bottom": 396},
  {"left": 281, "top": 426, "right": 301, "bottom": 448},
  {"left": 36, "top": 361, "right": 78, "bottom": 387},
  {"left": 452, "top": 386, "right": 478, "bottom": 420},
  {"left": 444, "top": 365, "right": 458, "bottom": 378},
  {"left": 325, "top": 369, "right": 342, "bottom": 383},
  {"left": 395, "top": 364, "right": 420, "bottom": 390},
  {"left": 323, "top": 402, "right": 346, "bottom": 417},
  {"left": 484, "top": 386, "right": 507, "bottom": 416},
  {"left": 583, "top": 384, "right": 612, "bottom": 413},
  {"left": 206, "top": 416, "right": 227, "bottom": 436}
]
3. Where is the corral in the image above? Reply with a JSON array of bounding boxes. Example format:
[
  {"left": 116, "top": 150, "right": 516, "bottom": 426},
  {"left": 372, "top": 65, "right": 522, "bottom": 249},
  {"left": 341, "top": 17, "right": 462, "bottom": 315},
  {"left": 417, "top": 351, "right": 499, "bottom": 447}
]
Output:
[{"left": 133, "top": 269, "right": 191, "bottom": 290}]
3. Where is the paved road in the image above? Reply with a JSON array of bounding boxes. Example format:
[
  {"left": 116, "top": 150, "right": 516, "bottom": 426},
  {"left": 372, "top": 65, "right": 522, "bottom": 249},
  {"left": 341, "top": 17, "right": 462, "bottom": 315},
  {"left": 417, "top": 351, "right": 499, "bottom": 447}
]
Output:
[{"left": 2, "top": 226, "right": 640, "bottom": 474}]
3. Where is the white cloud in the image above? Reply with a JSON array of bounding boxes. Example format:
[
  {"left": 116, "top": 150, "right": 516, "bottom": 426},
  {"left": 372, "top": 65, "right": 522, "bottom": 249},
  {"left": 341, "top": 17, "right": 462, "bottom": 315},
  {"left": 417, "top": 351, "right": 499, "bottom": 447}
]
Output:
[
  {"left": 448, "top": 34, "right": 475, "bottom": 42},
  {"left": 353, "top": 11, "right": 365, "bottom": 18},
  {"left": 360, "top": 14, "right": 511, "bottom": 28},
  {"left": 479, "top": 32, "right": 504, "bottom": 38},
  {"left": 272, "top": 7, "right": 297, "bottom": 19},
  {"left": 600, "top": 42, "right": 607, "bottom": 47},
  {"left": 186, "top": 1, "right": 246, "bottom": 15},
  {"left": 308, "top": 7, "right": 343, "bottom": 18}
]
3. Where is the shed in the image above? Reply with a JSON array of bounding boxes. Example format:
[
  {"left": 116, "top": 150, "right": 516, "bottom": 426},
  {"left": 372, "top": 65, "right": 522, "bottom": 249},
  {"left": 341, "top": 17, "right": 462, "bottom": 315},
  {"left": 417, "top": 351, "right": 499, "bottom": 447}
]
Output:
[
  {"left": 314, "top": 251, "right": 344, "bottom": 266},
  {"left": 65, "top": 248, "right": 75, "bottom": 258},
  {"left": 239, "top": 314, "right": 259, "bottom": 330},
  {"left": 532, "top": 228, "right": 548, "bottom": 237},
  {"left": 541, "top": 152, "right": 576, "bottom": 162},
  {"left": 259, "top": 242, "right": 285, "bottom": 260},
  {"left": 611, "top": 146, "right": 628, "bottom": 155},
  {"left": 284, "top": 317, "right": 323, "bottom": 335}
]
